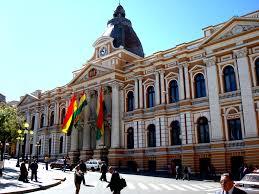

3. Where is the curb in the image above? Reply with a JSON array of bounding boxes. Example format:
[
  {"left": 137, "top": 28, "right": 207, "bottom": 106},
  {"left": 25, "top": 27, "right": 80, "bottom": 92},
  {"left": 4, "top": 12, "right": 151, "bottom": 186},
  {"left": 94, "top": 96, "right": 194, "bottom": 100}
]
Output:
[{"left": 0, "top": 178, "right": 65, "bottom": 194}]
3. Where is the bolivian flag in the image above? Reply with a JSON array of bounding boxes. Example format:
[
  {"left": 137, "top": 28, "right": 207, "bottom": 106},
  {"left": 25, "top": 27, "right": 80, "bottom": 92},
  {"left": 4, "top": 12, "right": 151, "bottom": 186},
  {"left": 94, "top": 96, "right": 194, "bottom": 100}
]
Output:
[
  {"left": 74, "top": 93, "right": 88, "bottom": 126},
  {"left": 62, "top": 95, "right": 77, "bottom": 136},
  {"left": 96, "top": 87, "right": 104, "bottom": 140}
]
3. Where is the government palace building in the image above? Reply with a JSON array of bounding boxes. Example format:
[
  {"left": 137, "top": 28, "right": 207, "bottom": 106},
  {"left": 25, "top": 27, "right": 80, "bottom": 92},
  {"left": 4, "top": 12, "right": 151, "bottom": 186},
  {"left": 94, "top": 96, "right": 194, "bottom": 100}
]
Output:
[{"left": 17, "top": 5, "right": 259, "bottom": 179}]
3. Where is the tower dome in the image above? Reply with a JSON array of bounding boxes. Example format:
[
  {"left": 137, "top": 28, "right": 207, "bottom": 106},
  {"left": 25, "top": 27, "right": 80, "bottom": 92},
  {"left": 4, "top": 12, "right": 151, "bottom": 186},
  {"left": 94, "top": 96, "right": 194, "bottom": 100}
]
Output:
[{"left": 102, "top": 5, "right": 144, "bottom": 57}]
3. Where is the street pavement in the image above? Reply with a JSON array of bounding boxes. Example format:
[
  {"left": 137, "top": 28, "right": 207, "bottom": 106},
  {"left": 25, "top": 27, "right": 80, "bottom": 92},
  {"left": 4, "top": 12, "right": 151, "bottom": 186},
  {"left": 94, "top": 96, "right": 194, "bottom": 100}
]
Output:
[
  {"left": 0, "top": 159, "right": 66, "bottom": 194},
  {"left": 34, "top": 169, "right": 221, "bottom": 194},
  {"left": 0, "top": 159, "right": 221, "bottom": 194}
]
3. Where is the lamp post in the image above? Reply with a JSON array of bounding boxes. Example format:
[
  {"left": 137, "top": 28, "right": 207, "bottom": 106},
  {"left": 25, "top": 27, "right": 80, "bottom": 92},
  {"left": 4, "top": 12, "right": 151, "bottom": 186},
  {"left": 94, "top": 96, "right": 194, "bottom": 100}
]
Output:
[
  {"left": 24, "top": 128, "right": 33, "bottom": 169},
  {"left": 35, "top": 142, "right": 40, "bottom": 162},
  {"left": 16, "top": 122, "right": 29, "bottom": 167}
]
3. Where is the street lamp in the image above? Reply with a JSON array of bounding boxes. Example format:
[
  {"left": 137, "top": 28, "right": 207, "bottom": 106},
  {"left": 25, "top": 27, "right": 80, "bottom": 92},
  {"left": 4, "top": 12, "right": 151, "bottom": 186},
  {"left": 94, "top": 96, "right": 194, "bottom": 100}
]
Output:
[
  {"left": 35, "top": 142, "right": 40, "bottom": 162},
  {"left": 16, "top": 122, "right": 29, "bottom": 167},
  {"left": 24, "top": 128, "right": 33, "bottom": 168}
]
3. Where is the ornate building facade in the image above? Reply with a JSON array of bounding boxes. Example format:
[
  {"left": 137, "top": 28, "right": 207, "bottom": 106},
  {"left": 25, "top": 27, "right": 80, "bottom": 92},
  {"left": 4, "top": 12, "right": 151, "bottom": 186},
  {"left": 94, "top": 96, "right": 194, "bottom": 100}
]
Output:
[{"left": 18, "top": 6, "right": 259, "bottom": 178}]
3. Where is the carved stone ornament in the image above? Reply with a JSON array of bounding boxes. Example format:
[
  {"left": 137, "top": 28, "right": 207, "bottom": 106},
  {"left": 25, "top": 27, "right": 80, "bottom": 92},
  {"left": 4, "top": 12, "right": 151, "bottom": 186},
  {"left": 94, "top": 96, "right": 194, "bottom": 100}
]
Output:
[
  {"left": 203, "top": 57, "right": 216, "bottom": 67},
  {"left": 218, "top": 24, "right": 259, "bottom": 41},
  {"left": 233, "top": 48, "right": 247, "bottom": 59}
]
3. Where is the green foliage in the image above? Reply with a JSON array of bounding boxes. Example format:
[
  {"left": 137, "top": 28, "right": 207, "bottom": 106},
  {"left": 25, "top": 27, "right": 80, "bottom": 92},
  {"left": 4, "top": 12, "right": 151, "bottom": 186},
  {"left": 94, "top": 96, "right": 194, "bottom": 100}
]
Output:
[{"left": 0, "top": 103, "right": 24, "bottom": 144}]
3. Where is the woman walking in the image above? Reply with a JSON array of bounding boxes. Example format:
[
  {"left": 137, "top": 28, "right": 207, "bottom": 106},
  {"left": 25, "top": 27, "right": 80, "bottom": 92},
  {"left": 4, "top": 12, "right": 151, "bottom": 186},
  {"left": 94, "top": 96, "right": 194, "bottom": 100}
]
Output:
[{"left": 74, "top": 165, "right": 86, "bottom": 194}]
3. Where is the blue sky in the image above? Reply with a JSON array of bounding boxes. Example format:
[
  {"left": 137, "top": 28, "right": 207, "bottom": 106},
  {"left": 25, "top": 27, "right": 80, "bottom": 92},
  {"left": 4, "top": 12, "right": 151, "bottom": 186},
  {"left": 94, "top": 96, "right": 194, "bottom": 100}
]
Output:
[{"left": 0, "top": 0, "right": 258, "bottom": 102}]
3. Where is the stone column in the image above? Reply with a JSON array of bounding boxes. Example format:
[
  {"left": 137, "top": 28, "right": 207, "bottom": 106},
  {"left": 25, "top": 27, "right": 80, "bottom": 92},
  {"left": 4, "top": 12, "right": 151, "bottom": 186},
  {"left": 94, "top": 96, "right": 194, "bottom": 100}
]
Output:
[
  {"left": 139, "top": 78, "right": 144, "bottom": 109},
  {"left": 54, "top": 101, "right": 59, "bottom": 125},
  {"left": 32, "top": 112, "right": 39, "bottom": 156},
  {"left": 160, "top": 71, "right": 166, "bottom": 104},
  {"left": 180, "top": 113, "right": 186, "bottom": 144},
  {"left": 204, "top": 57, "right": 223, "bottom": 140},
  {"left": 185, "top": 112, "right": 193, "bottom": 144},
  {"left": 155, "top": 71, "right": 161, "bottom": 105},
  {"left": 111, "top": 82, "right": 120, "bottom": 148},
  {"left": 134, "top": 78, "right": 139, "bottom": 109},
  {"left": 178, "top": 64, "right": 185, "bottom": 100},
  {"left": 82, "top": 124, "right": 91, "bottom": 150},
  {"left": 234, "top": 48, "right": 257, "bottom": 137},
  {"left": 70, "top": 126, "right": 78, "bottom": 151},
  {"left": 183, "top": 63, "right": 190, "bottom": 99}
]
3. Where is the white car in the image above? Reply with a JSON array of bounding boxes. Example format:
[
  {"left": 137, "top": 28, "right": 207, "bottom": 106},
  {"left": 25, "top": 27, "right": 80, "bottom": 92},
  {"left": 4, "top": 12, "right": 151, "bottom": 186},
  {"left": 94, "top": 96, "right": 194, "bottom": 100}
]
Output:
[
  {"left": 85, "top": 159, "right": 104, "bottom": 171},
  {"left": 235, "top": 173, "right": 259, "bottom": 194}
]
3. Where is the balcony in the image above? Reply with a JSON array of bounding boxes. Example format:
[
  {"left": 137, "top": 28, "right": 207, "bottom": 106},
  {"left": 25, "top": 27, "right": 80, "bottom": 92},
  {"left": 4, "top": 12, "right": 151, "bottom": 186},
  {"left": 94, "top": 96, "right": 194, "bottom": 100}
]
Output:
[
  {"left": 219, "top": 90, "right": 241, "bottom": 101},
  {"left": 225, "top": 140, "right": 244, "bottom": 149}
]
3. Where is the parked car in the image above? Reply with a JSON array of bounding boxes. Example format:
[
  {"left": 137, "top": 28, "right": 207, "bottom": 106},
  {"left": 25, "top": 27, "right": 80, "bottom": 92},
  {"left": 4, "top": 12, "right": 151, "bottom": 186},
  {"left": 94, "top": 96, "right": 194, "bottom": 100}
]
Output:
[
  {"left": 4, "top": 154, "right": 11, "bottom": 160},
  {"left": 235, "top": 173, "right": 259, "bottom": 194},
  {"left": 85, "top": 159, "right": 105, "bottom": 171},
  {"left": 50, "top": 159, "right": 73, "bottom": 171}
]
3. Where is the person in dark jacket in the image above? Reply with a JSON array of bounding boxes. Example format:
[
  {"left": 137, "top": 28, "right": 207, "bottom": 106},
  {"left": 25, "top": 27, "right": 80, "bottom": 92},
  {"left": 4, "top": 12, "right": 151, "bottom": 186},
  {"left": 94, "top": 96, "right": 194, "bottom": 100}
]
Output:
[
  {"left": 74, "top": 165, "right": 86, "bottom": 194},
  {"left": 29, "top": 160, "right": 38, "bottom": 182},
  {"left": 79, "top": 160, "right": 87, "bottom": 173},
  {"left": 215, "top": 173, "right": 247, "bottom": 194},
  {"left": 107, "top": 167, "right": 122, "bottom": 194},
  {"left": 99, "top": 163, "right": 108, "bottom": 182},
  {"left": 19, "top": 162, "right": 29, "bottom": 182}
]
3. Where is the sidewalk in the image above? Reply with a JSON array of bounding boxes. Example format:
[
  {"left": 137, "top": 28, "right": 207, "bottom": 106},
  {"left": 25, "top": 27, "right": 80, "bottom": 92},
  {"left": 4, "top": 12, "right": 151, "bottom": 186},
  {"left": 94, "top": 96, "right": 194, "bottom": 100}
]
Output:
[{"left": 0, "top": 159, "right": 66, "bottom": 194}]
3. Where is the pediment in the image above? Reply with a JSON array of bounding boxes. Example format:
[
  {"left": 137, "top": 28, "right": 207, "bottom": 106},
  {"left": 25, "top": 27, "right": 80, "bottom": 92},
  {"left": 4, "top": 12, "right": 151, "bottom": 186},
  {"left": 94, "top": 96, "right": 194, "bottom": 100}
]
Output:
[
  {"left": 165, "top": 72, "right": 178, "bottom": 79},
  {"left": 189, "top": 64, "right": 205, "bottom": 72},
  {"left": 201, "top": 17, "right": 259, "bottom": 45},
  {"left": 124, "top": 83, "right": 134, "bottom": 90},
  {"left": 68, "top": 63, "right": 113, "bottom": 86},
  {"left": 93, "top": 36, "right": 114, "bottom": 48},
  {"left": 18, "top": 94, "right": 39, "bottom": 106},
  {"left": 143, "top": 78, "right": 155, "bottom": 85}
]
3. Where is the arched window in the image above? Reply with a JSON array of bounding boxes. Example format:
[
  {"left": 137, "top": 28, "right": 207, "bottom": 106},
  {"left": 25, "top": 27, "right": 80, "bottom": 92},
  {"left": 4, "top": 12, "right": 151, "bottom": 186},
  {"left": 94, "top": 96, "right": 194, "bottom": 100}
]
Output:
[
  {"left": 228, "top": 118, "right": 242, "bottom": 140},
  {"left": 169, "top": 80, "right": 179, "bottom": 103},
  {"left": 195, "top": 73, "right": 206, "bottom": 98},
  {"left": 48, "top": 138, "right": 52, "bottom": 155},
  {"left": 127, "top": 91, "right": 134, "bottom": 112},
  {"left": 31, "top": 116, "right": 35, "bottom": 130},
  {"left": 50, "top": 111, "right": 54, "bottom": 126},
  {"left": 171, "top": 121, "right": 181, "bottom": 145},
  {"left": 127, "top": 127, "right": 134, "bottom": 149},
  {"left": 255, "top": 58, "right": 259, "bottom": 85},
  {"left": 223, "top": 66, "right": 237, "bottom": 92},
  {"left": 59, "top": 136, "right": 63, "bottom": 154},
  {"left": 147, "top": 124, "right": 156, "bottom": 147},
  {"left": 40, "top": 114, "right": 45, "bottom": 128},
  {"left": 147, "top": 86, "right": 155, "bottom": 108},
  {"left": 197, "top": 117, "right": 210, "bottom": 143},
  {"left": 61, "top": 108, "right": 66, "bottom": 124}
]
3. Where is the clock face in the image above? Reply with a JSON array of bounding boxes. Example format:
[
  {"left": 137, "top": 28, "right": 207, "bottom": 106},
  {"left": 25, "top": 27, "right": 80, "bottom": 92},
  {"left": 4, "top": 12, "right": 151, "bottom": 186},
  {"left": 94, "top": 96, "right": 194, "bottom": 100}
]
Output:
[{"left": 99, "top": 47, "right": 108, "bottom": 57}]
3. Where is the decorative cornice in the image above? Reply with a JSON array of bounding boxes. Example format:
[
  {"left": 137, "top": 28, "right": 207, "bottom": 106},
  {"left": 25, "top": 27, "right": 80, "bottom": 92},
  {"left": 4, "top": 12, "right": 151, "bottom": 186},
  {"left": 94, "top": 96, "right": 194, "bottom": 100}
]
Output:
[
  {"left": 233, "top": 47, "right": 248, "bottom": 59},
  {"left": 203, "top": 56, "right": 216, "bottom": 67}
]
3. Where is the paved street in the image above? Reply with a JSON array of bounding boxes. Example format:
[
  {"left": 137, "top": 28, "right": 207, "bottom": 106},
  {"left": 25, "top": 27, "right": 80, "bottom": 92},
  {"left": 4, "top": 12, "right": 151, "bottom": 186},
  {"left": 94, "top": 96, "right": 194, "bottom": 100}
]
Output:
[{"left": 34, "top": 169, "right": 221, "bottom": 194}]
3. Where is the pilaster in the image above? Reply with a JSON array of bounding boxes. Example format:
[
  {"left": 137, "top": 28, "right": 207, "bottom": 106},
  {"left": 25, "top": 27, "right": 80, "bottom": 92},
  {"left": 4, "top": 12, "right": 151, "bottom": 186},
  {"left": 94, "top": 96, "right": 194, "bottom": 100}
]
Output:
[{"left": 234, "top": 48, "right": 257, "bottom": 137}]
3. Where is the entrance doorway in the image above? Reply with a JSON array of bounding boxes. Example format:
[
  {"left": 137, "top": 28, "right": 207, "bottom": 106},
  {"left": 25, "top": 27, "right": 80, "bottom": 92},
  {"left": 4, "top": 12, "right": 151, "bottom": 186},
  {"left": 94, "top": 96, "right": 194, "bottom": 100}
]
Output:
[
  {"left": 148, "top": 160, "right": 156, "bottom": 172},
  {"left": 199, "top": 158, "right": 211, "bottom": 179},
  {"left": 231, "top": 156, "right": 244, "bottom": 180},
  {"left": 127, "top": 161, "right": 137, "bottom": 172}
]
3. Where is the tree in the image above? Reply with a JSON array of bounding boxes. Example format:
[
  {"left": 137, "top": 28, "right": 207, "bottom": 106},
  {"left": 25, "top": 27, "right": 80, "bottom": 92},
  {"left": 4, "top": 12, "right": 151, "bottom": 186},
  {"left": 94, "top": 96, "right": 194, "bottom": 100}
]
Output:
[{"left": 0, "top": 103, "right": 24, "bottom": 161}]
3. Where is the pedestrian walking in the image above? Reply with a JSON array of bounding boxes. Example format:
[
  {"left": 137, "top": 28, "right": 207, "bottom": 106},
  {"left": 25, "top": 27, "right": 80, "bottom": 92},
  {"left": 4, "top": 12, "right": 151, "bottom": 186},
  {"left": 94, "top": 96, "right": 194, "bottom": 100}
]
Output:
[
  {"left": 99, "top": 162, "right": 108, "bottom": 182},
  {"left": 175, "top": 165, "right": 182, "bottom": 180},
  {"left": 74, "top": 165, "right": 86, "bottom": 194},
  {"left": 63, "top": 157, "right": 67, "bottom": 172},
  {"left": 18, "top": 162, "right": 29, "bottom": 182},
  {"left": 215, "top": 173, "right": 247, "bottom": 194},
  {"left": 29, "top": 160, "right": 38, "bottom": 182},
  {"left": 79, "top": 160, "right": 86, "bottom": 173},
  {"left": 183, "top": 166, "right": 189, "bottom": 180},
  {"left": 107, "top": 167, "right": 123, "bottom": 194},
  {"left": 44, "top": 156, "right": 49, "bottom": 170}
]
